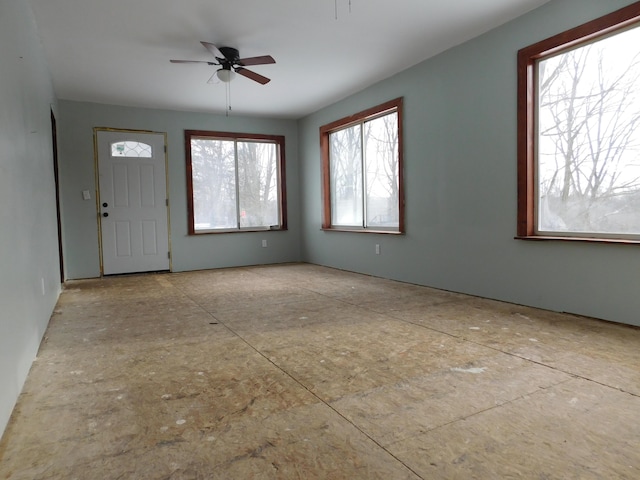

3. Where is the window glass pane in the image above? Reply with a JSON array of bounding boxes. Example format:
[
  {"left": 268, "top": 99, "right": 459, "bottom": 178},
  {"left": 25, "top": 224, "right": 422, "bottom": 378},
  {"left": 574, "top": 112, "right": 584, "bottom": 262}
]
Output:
[
  {"left": 111, "top": 141, "right": 152, "bottom": 158},
  {"left": 537, "top": 26, "right": 640, "bottom": 236},
  {"left": 190, "top": 138, "right": 237, "bottom": 230},
  {"left": 364, "top": 113, "right": 399, "bottom": 228},
  {"left": 237, "top": 141, "right": 279, "bottom": 228},
  {"left": 330, "top": 125, "right": 363, "bottom": 226}
]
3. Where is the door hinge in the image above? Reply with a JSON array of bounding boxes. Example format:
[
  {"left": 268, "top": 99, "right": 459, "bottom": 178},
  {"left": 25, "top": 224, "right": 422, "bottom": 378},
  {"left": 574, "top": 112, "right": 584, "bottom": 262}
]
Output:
[
  {"left": 164, "top": 145, "right": 167, "bottom": 153},
  {"left": 167, "top": 251, "right": 171, "bottom": 259},
  {"left": 166, "top": 198, "right": 169, "bottom": 206}
]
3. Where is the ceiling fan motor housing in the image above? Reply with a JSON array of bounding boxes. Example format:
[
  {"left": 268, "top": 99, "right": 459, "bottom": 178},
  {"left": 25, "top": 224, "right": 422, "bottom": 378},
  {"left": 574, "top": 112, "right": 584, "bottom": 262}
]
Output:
[{"left": 219, "top": 47, "right": 240, "bottom": 65}]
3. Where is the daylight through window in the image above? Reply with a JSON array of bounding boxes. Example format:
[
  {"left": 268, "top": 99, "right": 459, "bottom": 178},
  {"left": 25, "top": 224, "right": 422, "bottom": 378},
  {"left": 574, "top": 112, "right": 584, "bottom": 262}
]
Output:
[
  {"left": 185, "top": 131, "right": 286, "bottom": 234},
  {"left": 518, "top": 4, "right": 640, "bottom": 242},
  {"left": 321, "top": 98, "right": 404, "bottom": 233}
]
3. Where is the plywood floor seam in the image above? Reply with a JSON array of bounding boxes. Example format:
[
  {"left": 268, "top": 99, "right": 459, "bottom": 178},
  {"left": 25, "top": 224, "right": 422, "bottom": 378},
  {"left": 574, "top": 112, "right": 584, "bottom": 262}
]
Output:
[
  {"left": 169, "top": 277, "right": 428, "bottom": 479},
  {"left": 1, "top": 263, "right": 639, "bottom": 479}
]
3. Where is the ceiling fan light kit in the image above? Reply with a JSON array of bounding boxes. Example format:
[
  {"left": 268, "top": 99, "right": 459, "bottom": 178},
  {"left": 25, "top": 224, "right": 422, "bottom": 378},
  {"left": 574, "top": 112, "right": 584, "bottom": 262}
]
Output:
[{"left": 216, "top": 68, "right": 235, "bottom": 83}]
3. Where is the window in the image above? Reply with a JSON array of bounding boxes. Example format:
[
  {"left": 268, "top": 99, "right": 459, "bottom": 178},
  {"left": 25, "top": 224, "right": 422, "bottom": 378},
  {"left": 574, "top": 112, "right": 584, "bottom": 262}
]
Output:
[
  {"left": 185, "top": 130, "right": 287, "bottom": 234},
  {"left": 111, "top": 141, "right": 152, "bottom": 157},
  {"left": 320, "top": 98, "right": 404, "bottom": 233},
  {"left": 518, "top": 3, "right": 640, "bottom": 242}
]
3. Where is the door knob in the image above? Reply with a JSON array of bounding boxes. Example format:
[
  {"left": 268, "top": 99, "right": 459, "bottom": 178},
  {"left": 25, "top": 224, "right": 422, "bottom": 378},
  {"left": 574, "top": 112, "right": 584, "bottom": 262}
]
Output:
[
  {"left": 103, "top": 212, "right": 109, "bottom": 217},
  {"left": 102, "top": 202, "right": 108, "bottom": 208}
]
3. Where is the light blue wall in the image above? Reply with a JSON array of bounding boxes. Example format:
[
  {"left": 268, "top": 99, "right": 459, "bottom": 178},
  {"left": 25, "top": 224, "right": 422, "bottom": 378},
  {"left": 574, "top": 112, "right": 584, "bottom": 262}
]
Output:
[
  {"left": 298, "top": 0, "right": 640, "bottom": 327},
  {"left": 58, "top": 101, "right": 301, "bottom": 279},
  {"left": 0, "top": 0, "right": 61, "bottom": 436}
]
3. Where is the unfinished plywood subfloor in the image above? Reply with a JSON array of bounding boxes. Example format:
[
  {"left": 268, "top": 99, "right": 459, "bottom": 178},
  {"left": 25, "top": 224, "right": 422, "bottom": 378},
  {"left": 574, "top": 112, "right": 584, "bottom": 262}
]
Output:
[{"left": 1, "top": 263, "right": 639, "bottom": 479}]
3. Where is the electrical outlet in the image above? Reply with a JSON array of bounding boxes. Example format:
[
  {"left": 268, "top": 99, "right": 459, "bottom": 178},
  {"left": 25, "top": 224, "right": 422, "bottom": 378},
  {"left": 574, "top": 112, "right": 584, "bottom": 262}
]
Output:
[
  {"left": 375, "top": 244, "right": 380, "bottom": 255},
  {"left": 262, "top": 239, "right": 268, "bottom": 248}
]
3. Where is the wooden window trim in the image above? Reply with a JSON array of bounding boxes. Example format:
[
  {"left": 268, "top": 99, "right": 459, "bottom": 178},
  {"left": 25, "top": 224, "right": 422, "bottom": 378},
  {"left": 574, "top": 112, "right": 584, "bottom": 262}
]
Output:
[
  {"left": 517, "top": 2, "right": 640, "bottom": 243},
  {"left": 185, "top": 130, "right": 287, "bottom": 235},
  {"left": 320, "top": 97, "right": 405, "bottom": 233}
]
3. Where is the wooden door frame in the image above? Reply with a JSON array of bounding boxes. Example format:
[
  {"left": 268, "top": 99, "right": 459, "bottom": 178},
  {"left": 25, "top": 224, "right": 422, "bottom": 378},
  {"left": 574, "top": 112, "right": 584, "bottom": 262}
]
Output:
[{"left": 51, "top": 110, "right": 64, "bottom": 283}]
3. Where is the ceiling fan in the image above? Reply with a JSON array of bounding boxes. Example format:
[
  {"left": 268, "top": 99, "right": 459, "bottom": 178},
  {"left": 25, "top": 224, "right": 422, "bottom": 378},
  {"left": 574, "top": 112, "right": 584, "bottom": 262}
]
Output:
[{"left": 170, "top": 42, "right": 275, "bottom": 85}]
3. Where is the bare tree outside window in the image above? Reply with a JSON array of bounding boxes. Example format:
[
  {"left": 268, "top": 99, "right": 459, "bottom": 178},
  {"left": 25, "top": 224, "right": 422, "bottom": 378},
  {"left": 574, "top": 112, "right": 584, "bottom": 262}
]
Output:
[
  {"left": 191, "top": 138, "right": 237, "bottom": 229},
  {"left": 326, "top": 108, "right": 400, "bottom": 229},
  {"left": 237, "top": 141, "right": 279, "bottom": 228},
  {"left": 365, "top": 113, "right": 399, "bottom": 227},
  {"left": 537, "top": 25, "right": 640, "bottom": 236},
  {"left": 186, "top": 131, "right": 286, "bottom": 234},
  {"left": 321, "top": 98, "right": 403, "bottom": 233},
  {"left": 330, "top": 125, "right": 363, "bottom": 226}
]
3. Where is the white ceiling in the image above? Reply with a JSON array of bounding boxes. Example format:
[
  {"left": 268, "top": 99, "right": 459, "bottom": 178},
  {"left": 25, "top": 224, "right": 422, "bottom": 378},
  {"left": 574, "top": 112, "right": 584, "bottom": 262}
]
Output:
[{"left": 28, "top": 0, "right": 550, "bottom": 119}]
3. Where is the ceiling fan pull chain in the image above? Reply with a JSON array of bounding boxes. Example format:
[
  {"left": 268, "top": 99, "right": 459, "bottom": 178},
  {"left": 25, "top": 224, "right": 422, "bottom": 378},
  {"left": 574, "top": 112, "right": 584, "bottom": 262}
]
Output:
[{"left": 225, "top": 82, "right": 232, "bottom": 117}]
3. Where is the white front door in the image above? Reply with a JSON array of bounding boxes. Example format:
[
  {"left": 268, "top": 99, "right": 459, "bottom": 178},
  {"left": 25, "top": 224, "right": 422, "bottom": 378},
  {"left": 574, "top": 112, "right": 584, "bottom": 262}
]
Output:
[{"left": 97, "top": 130, "right": 170, "bottom": 275}]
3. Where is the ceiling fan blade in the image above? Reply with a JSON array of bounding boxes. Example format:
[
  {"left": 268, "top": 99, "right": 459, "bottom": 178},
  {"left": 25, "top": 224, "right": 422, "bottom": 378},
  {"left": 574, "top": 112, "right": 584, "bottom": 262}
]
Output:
[
  {"left": 170, "top": 59, "right": 215, "bottom": 64},
  {"left": 200, "top": 41, "right": 224, "bottom": 59},
  {"left": 235, "top": 67, "right": 271, "bottom": 85},
  {"left": 237, "top": 55, "right": 276, "bottom": 66}
]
